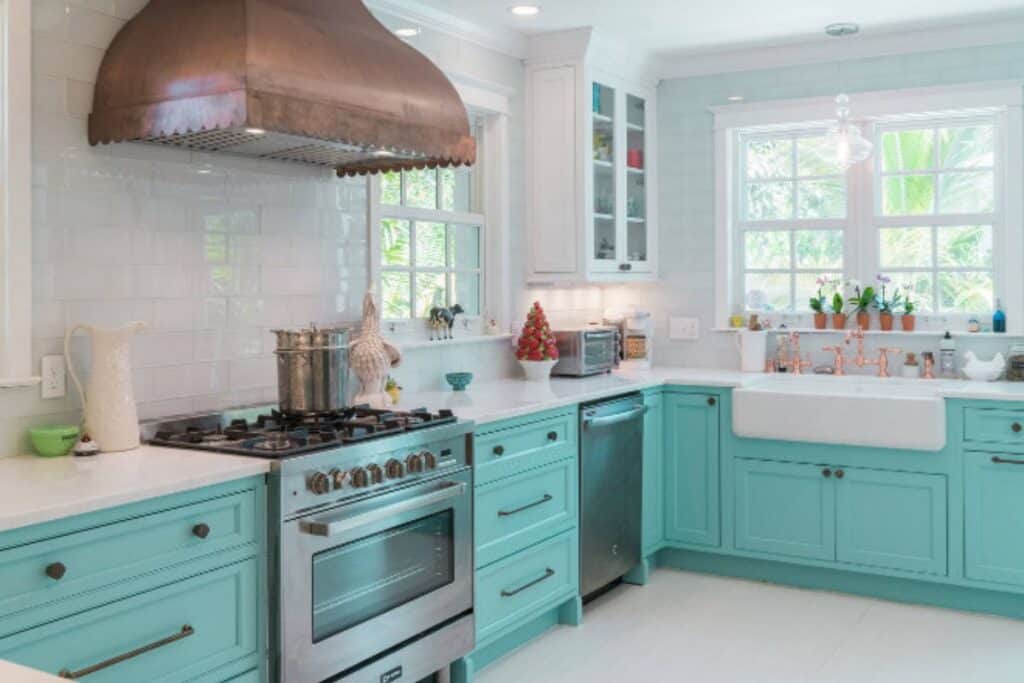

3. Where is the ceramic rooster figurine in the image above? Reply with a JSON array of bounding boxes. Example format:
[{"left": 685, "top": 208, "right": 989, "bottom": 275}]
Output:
[
  {"left": 350, "top": 291, "right": 402, "bottom": 408},
  {"left": 962, "top": 351, "right": 1005, "bottom": 382}
]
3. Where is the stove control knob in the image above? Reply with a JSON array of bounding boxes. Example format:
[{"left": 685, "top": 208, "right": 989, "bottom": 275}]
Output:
[
  {"left": 386, "top": 458, "right": 405, "bottom": 479},
  {"left": 349, "top": 467, "right": 368, "bottom": 488},
  {"left": 405, "top": 453, "right": 424, "bottom": 474},
  {"left": 366, "top": 464, "right": 384, "bottom": 484},
  {"left": 308, "top": 471, "right": 331, "bottom": 496},
  {"left": 421, "top": 451, "right": 437, "bottom": 470},
  {"left": 329, "top": 469, "right": 346, "bottom": 490}
]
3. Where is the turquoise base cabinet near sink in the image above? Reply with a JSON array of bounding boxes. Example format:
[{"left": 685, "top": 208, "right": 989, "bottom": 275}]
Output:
[{"left": 0, "top": 476, "right": 267, "bottom": 683}]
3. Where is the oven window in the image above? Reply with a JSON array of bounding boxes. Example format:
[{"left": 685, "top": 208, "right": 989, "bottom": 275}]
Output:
[
  {"left": 585, "top": 336, "right": 614, "bottom": 366},
  {"left": 311, "top": 510, "right": 455, "bottom": 643}
]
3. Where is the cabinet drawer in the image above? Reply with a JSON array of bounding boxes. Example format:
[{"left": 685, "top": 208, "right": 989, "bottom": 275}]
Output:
[
  {"left": 475, "top": 458, "right": 577, "bottom": 567},
  {"left": 0, "top": 559, "right": 259, "bottom": 683},
  {"left": 964, "top": 408, "right": 1024, "bottom": 447},
  {"left": 0, "top": 488, "right": 258, "bottom": 624},
  {"left": 474, "top": 411, "right": 577, "bottom": 485},
  {"left": 475, "top": 530, "right": 578, "bottom": 643}
]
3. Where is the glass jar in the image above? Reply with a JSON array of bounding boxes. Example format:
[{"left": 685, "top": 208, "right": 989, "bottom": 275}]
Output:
[{"left": 1008, "top": 344, "right": 1024, "bottom": 381}]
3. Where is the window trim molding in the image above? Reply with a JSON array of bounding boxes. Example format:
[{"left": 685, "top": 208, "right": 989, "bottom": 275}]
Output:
[
  {"left": 714, "top": 81, "right": 1023, "bottom": 331},
  {"left": 0, "top": 0, "right": 33, "bottom": 384}
]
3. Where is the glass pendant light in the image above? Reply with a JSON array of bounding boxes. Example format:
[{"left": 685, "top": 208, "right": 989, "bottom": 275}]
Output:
[{"left": 825, "top": 93, "right": 873, "bottom": 168}]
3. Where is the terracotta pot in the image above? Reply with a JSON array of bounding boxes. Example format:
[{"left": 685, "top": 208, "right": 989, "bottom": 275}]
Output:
[
  {"left": 879, "top": 312, "right": 894, "bottom": 331},
  {"left": 832, "top": 313, "right": 847, "bottom": 330},
  {"left": 901, "top": 314, "right": 916, "bottom": 332},
  {"left": 813, "top": 313, "right": 827, "bottom": 330},
  {"left": 856, "top": 312, "right": 870, "bottom": 330}
]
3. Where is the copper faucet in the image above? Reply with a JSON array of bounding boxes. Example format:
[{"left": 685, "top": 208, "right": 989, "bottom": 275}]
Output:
[
  {"left": 822, "top": 345, "right": 847, "bottom": 375},
  {"left": 785, "top": 332, "right": 812, "bottom": 374},
  {"left": 846, "top": 327, "right": 901, "bottom": 377}
]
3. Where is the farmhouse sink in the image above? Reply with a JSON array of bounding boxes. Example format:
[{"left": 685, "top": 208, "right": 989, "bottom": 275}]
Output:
[{"left": 732, "top": 374, "right": 946, "bottom": 451}]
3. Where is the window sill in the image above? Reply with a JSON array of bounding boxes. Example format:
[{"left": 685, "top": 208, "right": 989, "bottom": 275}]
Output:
[
  {"left": 712, "top": 327, "right": 1024, "bottom": 338},
  {"left": 385, "top": 333, "right": 513, "bottom": 351}
]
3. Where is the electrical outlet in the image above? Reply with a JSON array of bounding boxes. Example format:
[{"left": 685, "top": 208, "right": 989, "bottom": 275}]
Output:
[
  {"left": 41, "top": 355, "right": 66, "bottom": 400},
  {"left": 669, "top": 317, "right": 700, "bottom": 341}
]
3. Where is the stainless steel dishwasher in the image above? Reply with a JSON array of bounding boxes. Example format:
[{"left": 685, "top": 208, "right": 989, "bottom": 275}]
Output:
[{"left": 579, "top": 393, "right": 645, "bottom": 598}]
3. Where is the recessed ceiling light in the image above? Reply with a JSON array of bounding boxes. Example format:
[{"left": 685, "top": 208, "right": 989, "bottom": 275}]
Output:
[
  {"left": 727, "top": 95, "right": 744, "bottom": 102},
  {"left": 825, "top": 22, "right": 860, "bottom": 38},
  {"left": 245, "top": 127, "right": 266, "bottom": 136},
  {"left": 394, "top": 27, "right": 420, "bottom": 38},
  {"left": 509, "top": 4, "right": 541, "bottom": 17}
]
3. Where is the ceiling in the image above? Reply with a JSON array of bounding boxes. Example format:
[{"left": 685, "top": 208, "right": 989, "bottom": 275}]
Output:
[{"left": 397, "top": 0, "right": 1024, "bottom": 57}]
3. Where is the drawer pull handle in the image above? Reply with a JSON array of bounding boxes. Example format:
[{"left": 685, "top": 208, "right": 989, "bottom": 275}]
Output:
[
  {"left": 493, "top": 445, "right": 505, "bottom": 456},
  {"left": 498, "top": 494, "right": 553, "bottom": 517},
  {"left": 45, "top": 562, "right": 67, "bottom": 581},
  {"left": 822, "top": 468, "right": 832, "bottom": 478},
  {"left": 707, "top": 397, "right": 716, "bottom": 406},
  {"left": 192, "top": 523, "right": 211, "bottom": 539},
  {"left": 1013, "top": 423, "right": 1022, "bottom": 433},
  {"left": 835, "top": 469, "right": 845, "bottom": 479},
  {"left": 992, "top": 456, "right": 1024, "bottom": 466},
  {"left": 58, "top": 624, "right": 194, "bottom": 679},
  {"left": 501, "top": 568, "right": 556, "bottom": 598},
  {"left": 547, "top": 431, "right": 558, "bottom": 441}
]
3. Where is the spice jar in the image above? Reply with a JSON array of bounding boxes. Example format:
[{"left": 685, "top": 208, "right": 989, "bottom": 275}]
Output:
[{"left": 1007, "top": 344, "right": 1024, "bottom": 381}]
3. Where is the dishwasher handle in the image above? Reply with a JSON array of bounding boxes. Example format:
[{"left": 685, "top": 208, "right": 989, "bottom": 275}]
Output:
[{"left": 582, "top": 405, "right": 646, "bottom": 429}]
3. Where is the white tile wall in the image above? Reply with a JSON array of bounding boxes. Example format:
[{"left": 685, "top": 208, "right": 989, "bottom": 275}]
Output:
[{"left": 0, "top": 2, "right": 525, "bottom": 456}]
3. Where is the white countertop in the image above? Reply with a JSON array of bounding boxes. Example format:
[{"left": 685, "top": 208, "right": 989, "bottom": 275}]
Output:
[
  {"left": 0, "top": 661, "right": 63, "bottom": 682},
  {"left": 0, "top": 446, "right": 270, "bottom": 534}
]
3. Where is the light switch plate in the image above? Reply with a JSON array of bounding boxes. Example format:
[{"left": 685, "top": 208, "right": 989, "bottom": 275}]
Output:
[
  {"left": 669, "top": 317, "right": 700, "bottom": 341},
  {"left": 41, "top": 355, "right": 66, "bottom": 400}
]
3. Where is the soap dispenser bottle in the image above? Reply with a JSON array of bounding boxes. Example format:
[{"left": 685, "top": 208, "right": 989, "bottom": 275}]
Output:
[
  {"left": 994, "top": 298, "right": 1006, "bottom": 333},
  {"left": 939, "top": 331, "right": 957, "bottom": 378}
]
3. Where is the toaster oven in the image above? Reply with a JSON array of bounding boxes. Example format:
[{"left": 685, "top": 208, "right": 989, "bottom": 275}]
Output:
[{"left": 551, "top": 327, "right": 619, "bottom": 377}]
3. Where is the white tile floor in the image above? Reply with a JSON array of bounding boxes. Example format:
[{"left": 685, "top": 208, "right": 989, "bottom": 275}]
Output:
[{"left": 478, "top": 569, "right": 1024, "bottom": 683}]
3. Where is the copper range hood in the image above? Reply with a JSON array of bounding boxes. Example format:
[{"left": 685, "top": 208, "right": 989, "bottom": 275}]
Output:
[{"left": 88, "top": 0, "right": 475, "bottom": 176}]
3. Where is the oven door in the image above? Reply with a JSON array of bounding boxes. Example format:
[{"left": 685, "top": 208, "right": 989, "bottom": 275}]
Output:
[{"left": 279, "top": 468, "right": 473, "bottom": 682}]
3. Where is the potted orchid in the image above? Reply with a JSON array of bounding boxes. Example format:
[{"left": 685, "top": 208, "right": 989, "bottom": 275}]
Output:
[
  {"left": 809, "top": 276, "right": 830, "bottom": 330},
  {"left": 901, "top": 292, "right": 916, "bottom": 332},
  {"left": 830, "top": 289, "right": 847, "bottom": 330},
  {"left": 847, "top": 279, "right": 876, "bottom": 330},
  {"left": 874, "top": 275, "right": 902, "bottom": 331}
]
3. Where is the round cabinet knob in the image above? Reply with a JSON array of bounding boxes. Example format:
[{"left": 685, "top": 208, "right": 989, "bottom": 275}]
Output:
[
  {"left": 422, "top": 451, "right": 437, "bottom": 470},
  {"left": 192, "top": 523, "right": 211, "bottom": 539},
  {"left": 835, "top": 469, "right": 845, "bottom": 479},
  {"left": 823, "top": 468, "right": 832, "bottom": 478},
  {"left": 547, "top": 431, "right": 558, "bottom": 442},
  {"left": 45, "top": 562, "right": 67, "bottom": 581},
  {"left": 493, "top": 445, "right": 505, "bottom": 456},
  {"left": 308, "top": 471, "right": 331, "bottom": 495},
  {"left": 329, "top": 469, "right": 347, "bottom": 490},
  {"left": 1013, "top": 422, "right": 1022, "bottom": 433},
  {"left": 367, "top": 464, "right": 384, "bottom": 484},
  {"left": 707, "top": 397, "right": 717, "bottom": 406},
  {"left": 386, "top": 459, "right": 405, "bottom": 479},
  {"left": 350, "top": 467, "right": 369, "bottom": 488},
  {"left": 406, "top": 453, "right": 424, "bottom": 474}
]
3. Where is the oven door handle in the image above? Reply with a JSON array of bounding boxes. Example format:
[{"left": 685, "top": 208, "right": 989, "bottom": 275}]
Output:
[{"left": 299, "top": 481, "right": 467, "bottom": 538}]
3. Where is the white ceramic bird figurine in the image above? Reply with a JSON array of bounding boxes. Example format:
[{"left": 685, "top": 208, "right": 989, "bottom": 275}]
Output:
[
  {"left": 350, "top": 290, "right": 402, "bottom": 408},
  {"left": 961, "top": 351, "right": 1005, "bottom": 382}
]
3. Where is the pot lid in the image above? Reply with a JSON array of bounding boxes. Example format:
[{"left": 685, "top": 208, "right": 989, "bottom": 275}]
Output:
[{"left": 88, "top": 0, "right": 476, "bottom": 176}]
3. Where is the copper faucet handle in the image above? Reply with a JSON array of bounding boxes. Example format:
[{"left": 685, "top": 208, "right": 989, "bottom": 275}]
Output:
[{"left": 878, "top": 347, "right": 902, "bottom": 356}]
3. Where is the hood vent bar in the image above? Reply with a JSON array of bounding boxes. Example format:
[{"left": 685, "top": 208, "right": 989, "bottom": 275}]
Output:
[{"left": 88, "top": 0, "right": 475, "bottom": 176}]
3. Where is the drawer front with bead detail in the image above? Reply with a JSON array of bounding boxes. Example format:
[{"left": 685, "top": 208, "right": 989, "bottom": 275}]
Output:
[
  {"left": 0, "top": 486, "right": 258, "bottom": 633},
  {"left": 963, "top": 408, "right": 1024, "bottom": 449},
  {"left": 474, "top": 410, "right": 577, "bottom": 485}
]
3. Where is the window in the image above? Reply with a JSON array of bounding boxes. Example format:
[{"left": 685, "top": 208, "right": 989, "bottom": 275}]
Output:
[
  {"left": 716, "top": 84, "right": 1022, "bottom": 328},
  {"left": 376, "top": 136, "right": 484, "bottom": 320}
]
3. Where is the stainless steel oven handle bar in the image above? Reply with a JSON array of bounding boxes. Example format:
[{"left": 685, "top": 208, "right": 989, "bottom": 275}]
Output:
[{"left": 299, "top": 480, "right": 468, "bottom": 537}]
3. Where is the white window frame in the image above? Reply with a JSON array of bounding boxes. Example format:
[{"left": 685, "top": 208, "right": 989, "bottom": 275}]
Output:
[
  {"left": 0, "top": 0, "right": 34, "bottom": 385},
  {"left": 714, "top": 81, "right": 1024, "bottom": 332}
]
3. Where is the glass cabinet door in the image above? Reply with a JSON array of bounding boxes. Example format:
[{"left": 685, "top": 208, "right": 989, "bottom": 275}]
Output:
[
  {"left": 592, "top": 82, "right": 617, "bottom": 265},
  {"left": 625, "top": 93, "right": 648, "bottom": 267}
]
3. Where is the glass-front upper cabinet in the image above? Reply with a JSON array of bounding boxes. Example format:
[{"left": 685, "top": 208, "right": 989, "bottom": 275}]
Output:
[{"left": 588, "top": 79, "right": 655, "bottom": 276}]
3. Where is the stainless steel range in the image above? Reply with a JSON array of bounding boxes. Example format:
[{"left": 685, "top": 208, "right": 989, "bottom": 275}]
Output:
[{"left": 144, "top": 406, "right": 475, "bottom": 683}]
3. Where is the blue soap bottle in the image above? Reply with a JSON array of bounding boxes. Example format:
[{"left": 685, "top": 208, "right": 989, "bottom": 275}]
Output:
[{"left": 994, "top": 298, "right": 1006, "bottom": 333}]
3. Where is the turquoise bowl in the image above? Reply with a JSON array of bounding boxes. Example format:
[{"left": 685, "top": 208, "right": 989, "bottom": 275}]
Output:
[{"left": 445, "top": 372, "right": 474, "bottom": 392}]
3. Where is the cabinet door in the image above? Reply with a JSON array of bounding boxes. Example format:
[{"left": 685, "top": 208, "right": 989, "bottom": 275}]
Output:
[
  {"left": 641, "top": 392, "right": 664, "bottom": 555},
  {"left": 734, "top": 459, "right": 835, "bottom": 562},
  {"left": 590, "top": 80, "right": 619, "bottom": 273},
  {"left": 664, "top": 394, "right": 720, "bottom": 547},
  {"left": 965, "top": 452, "right": 1024, "bottom": 586},
  {"left": 835, "top": 468, "right": 947, "bottom": 576},
  {"left": 622, "top": 92, "right": 651, "bottom": 274}
]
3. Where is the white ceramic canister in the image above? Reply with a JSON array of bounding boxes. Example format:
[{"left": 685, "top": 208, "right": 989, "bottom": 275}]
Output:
[{"left": 735, "top": 329, "right": 768, "bottom": 373}]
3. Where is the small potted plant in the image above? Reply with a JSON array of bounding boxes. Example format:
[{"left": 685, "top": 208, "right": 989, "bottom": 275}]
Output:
[
  {"left": 830, "top": 290, "right": 847, "bottom": 330},
  {"left": 515, "top": 302, "right": 560, "bottom": 381},
  {"left": 874, "top": 275, "right": 901, "bottom": 331},
  {"left": 809, "top": 276, "right": 829, "bottom": 330},
  {"left": 848, "top": 280, "right": 876, "bottom": 330},
  {"left": 901, "top": 294, "right": 916, "bottom": 332}
]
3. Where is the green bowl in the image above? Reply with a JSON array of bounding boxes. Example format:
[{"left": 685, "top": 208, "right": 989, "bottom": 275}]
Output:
[
  {"left": 445, "top": 372, "right": 474, "bottom": 391},
  {"left": 29, "top": 425, "right": 80, "bottom": 457}
]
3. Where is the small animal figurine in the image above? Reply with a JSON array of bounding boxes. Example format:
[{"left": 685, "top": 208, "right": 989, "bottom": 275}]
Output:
[
  {"left": 428, "top": 304, "right": 465, "bottom": 341},
  {"left": 961, "top": 351, "right": 1006, "bottom": 382},
  {"left": 350, "top": 291, "right": 402, "bottom": 408}
]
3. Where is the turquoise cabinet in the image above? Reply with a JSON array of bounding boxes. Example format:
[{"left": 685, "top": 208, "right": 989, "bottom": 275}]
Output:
[
  {"left": 641, "top": 391, "right": 664, "bottom": 555},
  {"left": 734, "top": 459, "right": 835, "bottom": 561},
  {"left": 664, "top": 392, "right": 720, "bottom": 547},
  {"left": 836, "top": 468, "right": 947, "bottom": 576},
  {"left": 965, "top": 451, "right": 1024, "bottom": 586}
]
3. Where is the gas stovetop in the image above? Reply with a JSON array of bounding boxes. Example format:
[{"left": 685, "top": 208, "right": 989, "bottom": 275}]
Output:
[{"left": 144, "top": 405, "right": 457, "bottom": 458}]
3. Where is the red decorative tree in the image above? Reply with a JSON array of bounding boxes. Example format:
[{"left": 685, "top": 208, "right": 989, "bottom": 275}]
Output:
[{"left": 515, "top": 302, "right": 560, "bottom": 362}]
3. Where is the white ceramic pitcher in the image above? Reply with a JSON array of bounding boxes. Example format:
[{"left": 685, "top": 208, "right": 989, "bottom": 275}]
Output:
[
  {"left": 735, "top": 329, "right": 767, "bottom": 373},
  {"left": 64, "top": 321, "right": 147, "bottom": 452}
]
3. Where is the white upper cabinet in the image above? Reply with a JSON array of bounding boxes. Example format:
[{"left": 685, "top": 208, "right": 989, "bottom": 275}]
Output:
[{"left": 526, "top": 29, "right": 658, "bottom": 283}]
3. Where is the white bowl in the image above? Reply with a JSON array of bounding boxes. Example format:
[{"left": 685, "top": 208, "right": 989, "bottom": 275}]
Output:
[{"left": 519, "top": 359, "right": 557, "bottom": 382}]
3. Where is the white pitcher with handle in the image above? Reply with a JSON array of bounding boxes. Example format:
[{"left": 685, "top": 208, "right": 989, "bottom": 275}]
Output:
[{"left": 64, "top": 322, "right": 147, "bottom": 452}]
